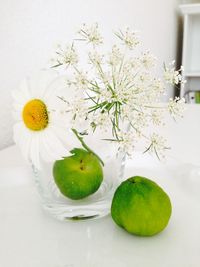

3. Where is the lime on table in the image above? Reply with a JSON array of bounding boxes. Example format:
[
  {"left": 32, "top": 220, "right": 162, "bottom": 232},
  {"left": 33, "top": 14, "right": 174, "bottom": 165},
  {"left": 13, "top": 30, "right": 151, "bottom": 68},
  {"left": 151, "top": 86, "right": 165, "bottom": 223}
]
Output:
[{"left": 111, "top": 176, "right": 172, "bottom": 236}]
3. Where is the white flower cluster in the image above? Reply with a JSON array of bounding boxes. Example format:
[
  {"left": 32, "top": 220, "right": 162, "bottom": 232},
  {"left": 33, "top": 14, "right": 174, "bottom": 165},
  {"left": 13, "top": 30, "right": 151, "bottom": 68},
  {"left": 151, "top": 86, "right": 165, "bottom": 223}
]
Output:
[
  {"left": 118, "top": 131, "right": 136, "bottom": 155},
  {"left": 108, "top": 45, "right": 123, "bottom": 66},
  {"left": 90, "top": 112, "right": 112, "bottom": 131},
  {"left": 164, "top": 61, "right": 186, "bottom": 86},
  {"left": 52, "top": 24, "right": 185, "bottom": 159},
  {"left": 70, "top": 98, "right": 88, "bottom": 120},
  {"left": 168, "top": 96, "right": 186, "bottom": 119},
  {"left": 88, "top": 51, "right": 104, "bottom": 66},
  {"left": 51, "top": 44, "right": 78, "bottom": 68},
  {"left": 78, "top": 23, "right": 103, "bottom": 46},
  {"left": 146, "top": 134, "right": 168, "bottom": 159},
  {"left": 70, "top": 71, "right": 89, "bottom": 90},
  {"left": 140, "top": 51, "right": 157, "bottom": 70},
  {"left": 115, "top": 28, "right": 140, "bottom": 49}
]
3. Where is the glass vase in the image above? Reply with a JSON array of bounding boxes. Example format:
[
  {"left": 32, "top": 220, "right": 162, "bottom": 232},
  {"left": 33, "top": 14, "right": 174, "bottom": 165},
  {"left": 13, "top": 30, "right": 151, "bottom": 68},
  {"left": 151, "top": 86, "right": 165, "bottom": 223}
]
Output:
[{"left": 32, "top": 131, "right": 126, "bottom": 221}]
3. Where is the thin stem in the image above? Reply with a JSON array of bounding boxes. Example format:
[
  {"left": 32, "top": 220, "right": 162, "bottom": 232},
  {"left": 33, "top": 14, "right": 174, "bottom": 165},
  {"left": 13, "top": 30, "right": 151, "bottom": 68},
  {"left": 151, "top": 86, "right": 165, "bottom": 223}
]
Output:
[
  {"left": 129, "top": 122, "right": 149, "bottom": 141},
  {"left": 72, "top": 128, "right": 104, "bottom": 166},
  {"left": 112, "top": 65, "right": 116, "bottom": 89},
  {"left": 144, "top": 105, "right": 167, "bottom": 109}
]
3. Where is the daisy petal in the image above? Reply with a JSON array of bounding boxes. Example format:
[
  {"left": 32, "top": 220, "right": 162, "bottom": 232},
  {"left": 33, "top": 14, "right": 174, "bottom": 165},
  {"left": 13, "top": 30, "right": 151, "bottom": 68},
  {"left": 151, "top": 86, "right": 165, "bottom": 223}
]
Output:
[
  {"left": 29, "top": 133, "right": 40, "bottom": 169},
  {"left": 13, "top": 123, "right": 32, "bottom": 163},
  {"left": 12, "top": 79, "right": 31, "bottom": 105},
  {"left": 29, "top": 70, "right": 59, "bottom": 100}
]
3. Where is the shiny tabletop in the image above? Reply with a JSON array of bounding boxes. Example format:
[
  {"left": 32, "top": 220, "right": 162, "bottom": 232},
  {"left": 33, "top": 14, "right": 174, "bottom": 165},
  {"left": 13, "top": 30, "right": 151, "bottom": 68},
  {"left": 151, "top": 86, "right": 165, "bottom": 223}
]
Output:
[{"left": 1, "top": 105, "right": 200, "bottom": 267}]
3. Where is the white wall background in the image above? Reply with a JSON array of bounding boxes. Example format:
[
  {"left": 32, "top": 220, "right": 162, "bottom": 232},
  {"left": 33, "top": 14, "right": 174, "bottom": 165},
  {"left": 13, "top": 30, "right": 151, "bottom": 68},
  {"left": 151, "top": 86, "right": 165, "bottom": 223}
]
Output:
[{"left": 0, "top": 0, "right": 180, "bottom": 150}]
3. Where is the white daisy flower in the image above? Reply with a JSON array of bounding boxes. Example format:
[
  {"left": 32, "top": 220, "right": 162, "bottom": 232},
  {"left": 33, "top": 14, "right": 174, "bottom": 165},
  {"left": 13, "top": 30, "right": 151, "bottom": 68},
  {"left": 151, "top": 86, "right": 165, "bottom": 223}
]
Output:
[{"left": 12, "top": 70, "right": 75, "bottom": 169}]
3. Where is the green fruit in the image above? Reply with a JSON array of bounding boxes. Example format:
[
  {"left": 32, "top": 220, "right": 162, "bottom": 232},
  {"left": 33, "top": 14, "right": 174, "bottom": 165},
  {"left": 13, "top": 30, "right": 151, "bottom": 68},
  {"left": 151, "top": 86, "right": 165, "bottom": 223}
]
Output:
[
  {"left": 53, "top": 148, "right": 103, "bottom": 200},
  {"left": 111, "top": 176, "right": 172, "bottom": 236}
]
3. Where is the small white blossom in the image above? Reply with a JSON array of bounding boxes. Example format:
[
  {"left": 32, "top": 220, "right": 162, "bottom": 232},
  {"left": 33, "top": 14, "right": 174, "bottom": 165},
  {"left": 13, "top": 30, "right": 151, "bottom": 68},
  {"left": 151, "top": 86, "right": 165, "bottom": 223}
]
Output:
[
  {"left": 100, "top": 88, "right": 113, "bottom": 103},
  {"left": 151, "top": 78, "right": 165, "bottom": 95},
  {"left": 73, "top": 71, "right": 89, "bottom": 90},
  {"left": 68, "top": 97, "right": 88, "bottom": 123},
  {"left": 78, "top": 23, "right": 103, "bottom": 46},
  {"left": 52, "top": 44, "right": 78, "bottom": 67},
  {"left": 140, "top": 51, "right": 157, "bottom": 69},
  {"left": 123, "top": 58, "right": 140, "bottom": 74},
  {"left": 121, "top": 103, "right": 135, "bottom": 120},
  {"left": 113, "top": 84, "right": 130, "bottom": 103},
  {"left": 139, "top": 72, "right": 151, "bottom": 83},
  {"left": 88, "top": 51, "right": 104, "bottom": 66},
  {"left": 90, "top": 112, "right": 111, "bottom": 131},
  {"left": 99, "top": 71, "right": 113, "bottom": 85},
  {"left": 131, "top": 110, "right": 149, "bottom": 132},
  {"left": 134, "top": 72, "right": 151, "bottom": 92},
  {"left": 108, "top": 45, "right": 123, "bottom": 66},
  {"left": 146, "top": 133, "right": 168, "bottom": 159},
  {"left": 118, "top": 131, "right": 136, "bottom": 155},
  {"left": 115, "top": 28, "right": 139, "bottom": 49},
  {"left": 164, "top": 61, "right": 186, "bottom": 85},
  {"left": 168, "top": 97, "right": 185, "bottom": 119},
  {"left": 150, "top": 110, "right": 164, "bottom": 126}
]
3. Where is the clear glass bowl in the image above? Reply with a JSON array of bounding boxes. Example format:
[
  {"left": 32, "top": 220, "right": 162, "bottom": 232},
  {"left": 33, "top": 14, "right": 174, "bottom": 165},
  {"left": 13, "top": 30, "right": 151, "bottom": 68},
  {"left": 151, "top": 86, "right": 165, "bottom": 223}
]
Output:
[{"left": 32, "top": 136, "right": 126, "bottom": 221}]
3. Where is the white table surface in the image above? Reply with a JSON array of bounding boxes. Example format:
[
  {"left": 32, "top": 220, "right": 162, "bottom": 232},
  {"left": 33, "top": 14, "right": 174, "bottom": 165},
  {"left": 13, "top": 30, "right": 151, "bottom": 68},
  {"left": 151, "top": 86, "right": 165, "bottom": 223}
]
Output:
[{"left": 1, "top": 105, "right": 200, "bottom": 267}]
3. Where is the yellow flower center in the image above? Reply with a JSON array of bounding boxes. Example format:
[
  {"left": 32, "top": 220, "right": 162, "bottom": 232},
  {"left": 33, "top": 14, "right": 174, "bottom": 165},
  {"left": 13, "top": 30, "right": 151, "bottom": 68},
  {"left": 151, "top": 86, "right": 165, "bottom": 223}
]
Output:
[{"left": 22, "top": 99, "right": 49, "bottom": 131}]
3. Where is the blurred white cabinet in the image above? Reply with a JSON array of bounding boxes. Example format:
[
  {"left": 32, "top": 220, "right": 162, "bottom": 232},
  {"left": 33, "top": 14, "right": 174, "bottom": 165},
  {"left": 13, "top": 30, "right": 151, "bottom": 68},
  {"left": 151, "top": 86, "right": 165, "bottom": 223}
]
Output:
[{"left": 180, "top": 4, "right": 200, "bottom": 99}]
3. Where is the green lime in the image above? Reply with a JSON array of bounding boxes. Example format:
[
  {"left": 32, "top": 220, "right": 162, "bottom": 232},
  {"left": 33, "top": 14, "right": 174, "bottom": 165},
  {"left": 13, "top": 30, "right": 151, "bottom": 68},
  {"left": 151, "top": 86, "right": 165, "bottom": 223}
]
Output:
[
  {"left": 53, "top": 148, "right": 103, "bottom": 200},
  {"left": 111, "top": 176, "right": 172, "bottom": 236}
]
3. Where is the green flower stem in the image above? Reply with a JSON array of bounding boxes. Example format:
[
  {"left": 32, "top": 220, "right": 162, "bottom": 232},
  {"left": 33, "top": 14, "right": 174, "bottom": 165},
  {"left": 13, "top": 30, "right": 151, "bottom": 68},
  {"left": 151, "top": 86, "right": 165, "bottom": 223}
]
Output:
[{"left": 72, "top": 128, "right": 104, "bottom": 166}]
